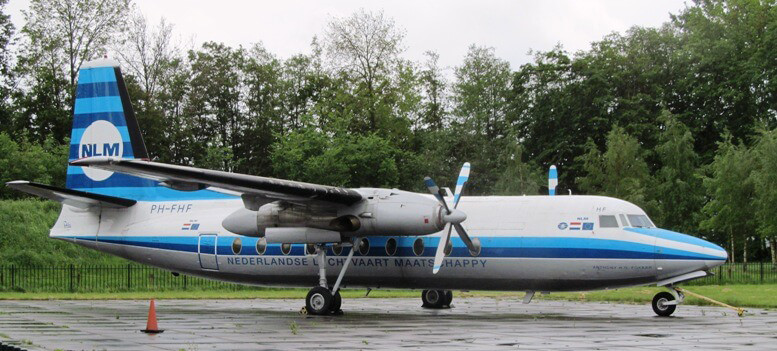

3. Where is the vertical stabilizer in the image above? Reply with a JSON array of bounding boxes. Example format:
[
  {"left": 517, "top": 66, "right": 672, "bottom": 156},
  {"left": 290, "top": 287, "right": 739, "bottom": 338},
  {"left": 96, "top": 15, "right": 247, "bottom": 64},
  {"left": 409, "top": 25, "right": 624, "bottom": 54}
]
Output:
[{"left": 67, "top": 58, "right": 156, "bottom": 199}]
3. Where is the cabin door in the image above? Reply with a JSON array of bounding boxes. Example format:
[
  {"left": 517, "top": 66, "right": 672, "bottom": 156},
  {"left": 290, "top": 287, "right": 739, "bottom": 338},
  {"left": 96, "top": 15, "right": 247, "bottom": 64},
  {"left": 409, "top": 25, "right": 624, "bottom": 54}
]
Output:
[{"left": 198, "top": 234, "right": 219, "bottom": 270}]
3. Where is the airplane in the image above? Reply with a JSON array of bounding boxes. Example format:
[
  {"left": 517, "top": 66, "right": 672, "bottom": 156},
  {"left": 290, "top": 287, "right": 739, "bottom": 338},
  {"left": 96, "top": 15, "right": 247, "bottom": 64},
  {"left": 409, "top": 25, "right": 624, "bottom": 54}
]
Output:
[{"left": 6, "top": 59, "right": 728, "bottom": 317}]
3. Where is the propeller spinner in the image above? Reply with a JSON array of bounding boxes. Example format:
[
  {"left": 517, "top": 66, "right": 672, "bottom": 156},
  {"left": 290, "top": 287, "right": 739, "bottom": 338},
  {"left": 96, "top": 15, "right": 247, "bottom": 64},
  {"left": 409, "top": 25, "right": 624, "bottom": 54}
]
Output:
[{"left": 424, "top": 162, "right": 475, "bottom": 274}]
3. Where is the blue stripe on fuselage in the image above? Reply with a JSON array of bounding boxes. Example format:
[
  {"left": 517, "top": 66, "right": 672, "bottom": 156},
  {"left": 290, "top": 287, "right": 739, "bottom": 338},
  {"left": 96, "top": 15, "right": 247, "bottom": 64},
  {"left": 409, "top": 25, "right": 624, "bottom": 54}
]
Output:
[
  {"left": 63, "top": 235, "right": 723, "bottom": 260},
  {"left": 67, "top": 187, "right": 238, "bottom": 201},
  {"left": 624, "top": 228, "right": 725, "bottom": 251}
]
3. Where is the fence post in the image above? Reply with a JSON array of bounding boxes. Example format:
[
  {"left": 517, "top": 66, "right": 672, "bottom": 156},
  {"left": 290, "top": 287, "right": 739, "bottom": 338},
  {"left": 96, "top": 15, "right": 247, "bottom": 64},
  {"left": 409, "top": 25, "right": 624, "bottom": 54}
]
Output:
[
  {"left": 69, "top": 264, "right": 74, "bottom": 292},
  {"left": 127, "top": 264, "right": 131, "bottom": 291},
  {"left": 184, "top": 275, "right": 187, "bottom": 290},
  {"left": 761, "top": 261, "right": 764, "bottom": 283},
  {"left": 10, "top": 265, "right": 14, "bottom": 289}
]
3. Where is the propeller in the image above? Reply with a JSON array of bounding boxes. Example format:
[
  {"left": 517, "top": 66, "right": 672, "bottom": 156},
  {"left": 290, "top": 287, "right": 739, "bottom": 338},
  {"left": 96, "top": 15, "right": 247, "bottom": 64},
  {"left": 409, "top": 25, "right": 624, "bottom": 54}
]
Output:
[{"left": 425, "top": 162, "right": 474, "bottom": 274}]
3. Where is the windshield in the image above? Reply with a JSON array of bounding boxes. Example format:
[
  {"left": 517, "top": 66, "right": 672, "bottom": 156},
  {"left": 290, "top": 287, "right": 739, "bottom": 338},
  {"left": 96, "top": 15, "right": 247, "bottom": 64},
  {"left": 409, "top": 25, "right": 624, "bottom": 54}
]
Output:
[{"left": 627, "top": 214, "right": 654, "bottom": 228}]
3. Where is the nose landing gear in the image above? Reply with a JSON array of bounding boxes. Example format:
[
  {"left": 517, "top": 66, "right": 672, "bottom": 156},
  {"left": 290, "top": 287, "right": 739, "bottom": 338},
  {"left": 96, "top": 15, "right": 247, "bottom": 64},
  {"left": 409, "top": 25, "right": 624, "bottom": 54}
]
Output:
[{"left": 652, "top": 287, "right": 685, "bottom": 317}]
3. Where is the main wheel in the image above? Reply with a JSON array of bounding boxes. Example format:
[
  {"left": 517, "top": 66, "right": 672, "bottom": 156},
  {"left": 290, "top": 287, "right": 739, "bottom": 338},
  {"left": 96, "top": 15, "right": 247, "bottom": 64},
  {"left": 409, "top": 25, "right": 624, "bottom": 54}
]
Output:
[
  {"left": 652, "top": 292, "right": 677, "bottom": 317},
  {"left": 442, "top": 290, "right": 453, "bottom": 307},
  {"left": 330, "top": 290, "right": 342, "bottom": 314},
  {"left": 306, "top": 287, "right": 333, "bottom": 315},
  {"left": 421, "top": 289, "right": 445, "bottom": 309}
]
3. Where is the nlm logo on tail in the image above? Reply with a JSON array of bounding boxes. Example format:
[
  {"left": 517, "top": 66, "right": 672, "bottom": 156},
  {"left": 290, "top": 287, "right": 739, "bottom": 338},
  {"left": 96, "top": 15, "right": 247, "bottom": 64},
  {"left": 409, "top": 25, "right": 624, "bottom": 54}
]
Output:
[{"left": 77, "top": 119, "right": 123, "bottom": 181}]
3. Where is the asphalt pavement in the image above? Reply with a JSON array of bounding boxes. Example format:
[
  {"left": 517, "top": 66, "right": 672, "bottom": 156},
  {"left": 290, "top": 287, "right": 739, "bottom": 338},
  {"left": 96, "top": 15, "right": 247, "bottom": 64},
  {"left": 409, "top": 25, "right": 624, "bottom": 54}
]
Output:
[{"left": 0, "top": 296, "right": 772, "bottom": 350}]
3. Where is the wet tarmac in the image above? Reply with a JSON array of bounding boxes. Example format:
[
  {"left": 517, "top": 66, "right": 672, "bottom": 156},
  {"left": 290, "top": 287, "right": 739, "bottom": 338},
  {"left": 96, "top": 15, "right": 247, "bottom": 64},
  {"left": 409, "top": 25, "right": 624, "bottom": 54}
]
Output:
[{"left": 0, "top": 297, "right": 772, "bottom": 350}]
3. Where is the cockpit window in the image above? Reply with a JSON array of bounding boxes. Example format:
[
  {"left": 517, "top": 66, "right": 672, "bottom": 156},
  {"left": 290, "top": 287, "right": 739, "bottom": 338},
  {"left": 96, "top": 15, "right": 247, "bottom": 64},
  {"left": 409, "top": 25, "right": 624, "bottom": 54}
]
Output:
[
  {"left": 619, "top": 214, "right": 629, "bottom": 227},
  {"left": 627, "top": 214, "right": 654, "bottom": 228},
  {"left": 599, "top": 215, "right": 619, "bottom": 228}
]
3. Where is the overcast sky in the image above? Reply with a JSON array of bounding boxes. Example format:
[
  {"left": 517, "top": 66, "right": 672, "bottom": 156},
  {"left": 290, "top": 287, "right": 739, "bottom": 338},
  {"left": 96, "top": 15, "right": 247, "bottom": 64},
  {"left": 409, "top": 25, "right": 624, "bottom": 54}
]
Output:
[{"left": 6, "top": 0, "right": 689, "bottom": 71}]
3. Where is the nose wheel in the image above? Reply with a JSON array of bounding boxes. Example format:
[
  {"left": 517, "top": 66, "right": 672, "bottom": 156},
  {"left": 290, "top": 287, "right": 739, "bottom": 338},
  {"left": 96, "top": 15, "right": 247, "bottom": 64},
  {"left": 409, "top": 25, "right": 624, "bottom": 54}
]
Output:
[{"left": 652, "top": 291, "right": 677, "bottom": 317}]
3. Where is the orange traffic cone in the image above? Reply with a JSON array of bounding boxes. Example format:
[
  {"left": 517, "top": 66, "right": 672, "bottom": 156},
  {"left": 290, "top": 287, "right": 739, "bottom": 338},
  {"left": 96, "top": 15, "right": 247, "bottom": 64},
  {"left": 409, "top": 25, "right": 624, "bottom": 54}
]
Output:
[{"left": 141, "top": 299, "right": 164, "bottom": 334}]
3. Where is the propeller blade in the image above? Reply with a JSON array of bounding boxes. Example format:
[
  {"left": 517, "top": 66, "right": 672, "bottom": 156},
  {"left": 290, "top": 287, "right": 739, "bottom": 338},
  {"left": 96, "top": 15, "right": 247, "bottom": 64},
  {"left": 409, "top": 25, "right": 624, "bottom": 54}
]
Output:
[
  {"left": 453, "top": 223, "right": 477, "bottom": 253},
  {"left": 453, "top": 162, "right": 470, "bottom": 208},
  {"left": 432, "top": 225, "right": 453, "bottom": 274},
  {"left": 424, "top": 176, "right": 451, "bottom": 214}
]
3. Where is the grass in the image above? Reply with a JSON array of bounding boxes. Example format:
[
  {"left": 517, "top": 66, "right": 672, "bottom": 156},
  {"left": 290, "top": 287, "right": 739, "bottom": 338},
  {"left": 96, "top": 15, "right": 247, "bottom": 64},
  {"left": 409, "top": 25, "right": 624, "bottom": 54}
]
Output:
[{"left": 0, "top": 284, "right": 774, "bottom": 309}]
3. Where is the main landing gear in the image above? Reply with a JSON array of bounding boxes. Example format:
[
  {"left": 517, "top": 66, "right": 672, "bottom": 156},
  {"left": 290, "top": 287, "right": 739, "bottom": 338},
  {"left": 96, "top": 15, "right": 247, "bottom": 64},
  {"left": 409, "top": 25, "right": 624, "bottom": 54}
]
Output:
[
  {"left": 652, "top": 288, "right": 684, "bottom": 317},
  {"left": 303, "top": 243, "right": 355, "bottom": 316},
  {"left": 421, "top": 289, "right": 453, "bottom": 309}
]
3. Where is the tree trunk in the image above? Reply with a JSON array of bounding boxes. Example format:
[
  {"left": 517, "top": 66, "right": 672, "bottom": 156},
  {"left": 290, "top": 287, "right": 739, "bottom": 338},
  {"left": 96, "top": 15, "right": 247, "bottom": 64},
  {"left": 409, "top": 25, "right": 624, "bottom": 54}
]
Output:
[
  {"left": 729, "top": 232, "right": 734, "bottom": 278},
  {"left": 770, "top": 237, "right": 776, "bottom": 268},
  {"left": 743, "top": 236, "right": 748, "bottom": 272}
]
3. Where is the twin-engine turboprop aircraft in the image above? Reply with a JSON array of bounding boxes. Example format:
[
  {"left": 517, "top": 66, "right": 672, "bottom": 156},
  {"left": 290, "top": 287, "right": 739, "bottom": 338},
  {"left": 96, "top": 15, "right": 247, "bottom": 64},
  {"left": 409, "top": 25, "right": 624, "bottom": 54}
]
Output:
[{"left": 7, "top": 59, "right": 727, "bottom": 316}]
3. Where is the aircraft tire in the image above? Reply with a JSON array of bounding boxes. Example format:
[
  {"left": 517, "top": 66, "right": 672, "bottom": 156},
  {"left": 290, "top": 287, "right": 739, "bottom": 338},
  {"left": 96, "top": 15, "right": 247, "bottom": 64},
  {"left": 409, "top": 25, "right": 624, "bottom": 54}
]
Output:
[
  {"left": 306, "top": 287, "right": 333, "bottom": 315},
  {"left": 421, "top": 289, "right": 445, "bottom": 309},
  {"left": 330, "top": 290, "right": 343, "bottom": 314},
  {"left": 443, "top": 290, "right": 453, "bottom": 307},
  {"left": 652, "top": 292, "right": 676, "bottom": 317}
]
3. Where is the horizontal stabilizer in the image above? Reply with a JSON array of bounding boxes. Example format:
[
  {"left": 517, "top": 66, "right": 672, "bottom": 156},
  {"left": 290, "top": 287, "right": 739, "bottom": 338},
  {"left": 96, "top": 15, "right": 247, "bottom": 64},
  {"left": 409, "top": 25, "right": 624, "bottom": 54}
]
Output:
[{"left": 6, "top": 180, "right": 136, "bottom": 209}]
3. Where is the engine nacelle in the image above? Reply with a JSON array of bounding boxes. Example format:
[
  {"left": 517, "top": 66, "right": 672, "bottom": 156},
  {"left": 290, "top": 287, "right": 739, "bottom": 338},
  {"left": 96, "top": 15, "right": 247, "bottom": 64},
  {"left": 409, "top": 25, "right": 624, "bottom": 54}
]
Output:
[
  {"left": 352, "top": 190, "right": 444, "bottom": 236},
  {"left": 221, "top": 189, "right": 445, "bottom": 239},
  {"left": 222, "top": 202, "right": 359, "bottom": 237}
]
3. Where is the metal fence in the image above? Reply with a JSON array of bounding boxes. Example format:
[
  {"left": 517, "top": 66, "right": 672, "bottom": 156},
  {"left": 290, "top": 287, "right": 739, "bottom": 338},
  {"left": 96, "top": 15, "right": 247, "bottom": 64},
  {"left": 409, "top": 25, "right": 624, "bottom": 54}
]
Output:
[
  {"left": 0, "top": 264, "right": 258, "bottom": 293},
  {"left": 0, "top": 262, "right": 775, "bottom": 292},
  {"left": 685, "top": 262, "right": 777, "bottom": 285}
]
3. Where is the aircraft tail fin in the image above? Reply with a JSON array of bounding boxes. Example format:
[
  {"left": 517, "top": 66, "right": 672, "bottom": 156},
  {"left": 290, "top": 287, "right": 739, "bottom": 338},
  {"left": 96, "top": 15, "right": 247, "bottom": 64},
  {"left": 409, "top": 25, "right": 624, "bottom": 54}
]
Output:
[{"left": 67, "top": 58, "right": 158, "bottom": 199}]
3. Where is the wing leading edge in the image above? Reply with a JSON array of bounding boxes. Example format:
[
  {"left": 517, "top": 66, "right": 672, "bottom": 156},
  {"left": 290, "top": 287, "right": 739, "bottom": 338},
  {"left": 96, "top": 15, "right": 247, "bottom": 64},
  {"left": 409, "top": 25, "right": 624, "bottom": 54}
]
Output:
[{"left": 70, "top": 157, "right": 363, "bottom": 205}]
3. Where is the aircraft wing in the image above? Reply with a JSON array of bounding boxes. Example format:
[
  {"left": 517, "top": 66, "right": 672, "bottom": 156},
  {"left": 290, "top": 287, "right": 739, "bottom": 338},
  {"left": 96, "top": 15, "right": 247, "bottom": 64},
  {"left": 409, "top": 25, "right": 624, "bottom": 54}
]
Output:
[
  {"left": 70, "top": 157, "right": 363, "bottom": 205},
  {"left": 5, "top": 180, "right": 137, "bottom": 209}
]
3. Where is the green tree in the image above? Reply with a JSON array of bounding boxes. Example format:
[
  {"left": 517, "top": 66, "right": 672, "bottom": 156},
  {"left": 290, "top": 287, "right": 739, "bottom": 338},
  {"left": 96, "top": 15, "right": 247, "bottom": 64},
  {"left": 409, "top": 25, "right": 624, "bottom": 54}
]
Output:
[
  {"left": 15, "top": 0, "right": 131, "bottom": 143},
  {"left": 0, "top": 133, "right": 68, "bottom": 199},
  {"left": 417, "top": 51, "right": 447, "bottom": 131},
  {"left": 653, "top": 111, "right": 703, "bottom": 233},
  {"left": 751, "top": 128, "right": 777, "bottom": 264},
  {"left": 451, "top": 45, "right": 513, "bottom": 194},
  {"left": 577, "top": 126, "right": 653, "bottom": 211},
  {"left": 185, "top": 42, "right": 245, "bottom": 171},
  {"left": 23, "top": 0, "right": 130, "bottom": 87},
  {"left": 323, "top": 9, "right": 405, "bottom": 132},
  {"left": 493, "top": 142, "right": 544, "bottom": 195},
  {"left": 0, "top": 0, "right": 14, "bottom": 135},
  {"left": 270, "top": 128, "right": 402, "bottom": 188},
  {"left": 701, "top": 134, "right": 756, "bottom": 264}
]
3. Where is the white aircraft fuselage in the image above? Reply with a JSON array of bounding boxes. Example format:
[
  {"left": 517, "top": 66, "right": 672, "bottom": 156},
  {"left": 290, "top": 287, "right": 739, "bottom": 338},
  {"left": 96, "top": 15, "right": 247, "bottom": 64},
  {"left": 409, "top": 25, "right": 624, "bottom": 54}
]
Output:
[{"left": 51, "top": 191, "right": 727, "bottom": 292}]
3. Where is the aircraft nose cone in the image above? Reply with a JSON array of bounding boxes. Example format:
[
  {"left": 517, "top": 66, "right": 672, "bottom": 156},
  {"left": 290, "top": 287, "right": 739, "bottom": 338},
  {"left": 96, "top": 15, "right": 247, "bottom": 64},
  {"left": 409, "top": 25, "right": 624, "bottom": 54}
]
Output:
[{"left": 702, "top": 238, "right": 728, "bottom": 269}]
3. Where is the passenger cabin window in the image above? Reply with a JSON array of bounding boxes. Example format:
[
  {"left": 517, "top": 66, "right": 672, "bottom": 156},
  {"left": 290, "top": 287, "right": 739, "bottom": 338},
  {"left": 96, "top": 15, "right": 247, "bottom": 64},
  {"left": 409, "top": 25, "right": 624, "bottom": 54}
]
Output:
[
  {"left": 619, "top": 214, "right": 629, "bottom": 227},
  {"left": 599, "top": 215, "right": 619, "bottom": 228},
  {"left": 627, "top": 214, "right": 654, "bottom": 228}
]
